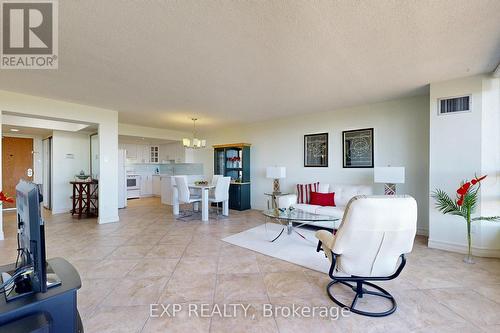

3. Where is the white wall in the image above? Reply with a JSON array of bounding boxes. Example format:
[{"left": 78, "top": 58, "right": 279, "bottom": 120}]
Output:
[
  {"left": 193, "top": 95, "right": 430, "bottom": 233},
  {"left": 429, "top": 74, "right": 500, "bottom": 256},
  {"left": 51, "top": 131, "right": 91, "bottom": 214},
  {"left": 0, "top": 90, "right": 119, "bottom": 232}
]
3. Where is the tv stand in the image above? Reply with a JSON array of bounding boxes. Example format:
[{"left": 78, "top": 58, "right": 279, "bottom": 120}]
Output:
[
  {"left": 1, "top": 262, "right": 62, "bottom": 303},
  {"left": 0, "top": 258, "right": 83, "bottom": 333}
]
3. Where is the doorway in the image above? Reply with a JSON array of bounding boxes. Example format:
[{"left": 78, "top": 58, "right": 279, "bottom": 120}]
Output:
[{"left": 2, "top": 137, "right": 34, "bottom": 209}]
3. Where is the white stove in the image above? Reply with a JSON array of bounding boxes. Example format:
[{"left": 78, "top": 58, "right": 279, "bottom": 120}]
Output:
[{"left": 127, "top": 174, "right": 141, "bottom": 199}]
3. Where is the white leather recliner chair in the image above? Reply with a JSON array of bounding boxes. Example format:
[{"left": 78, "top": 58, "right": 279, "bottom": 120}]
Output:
[{"left": 316, "top": 195, "right": 417, "bottom": 317}]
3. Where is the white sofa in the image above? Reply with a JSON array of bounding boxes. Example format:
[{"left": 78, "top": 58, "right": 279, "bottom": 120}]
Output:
[{"left": 278, "top": 183, "right": 373, "bottom": 229}]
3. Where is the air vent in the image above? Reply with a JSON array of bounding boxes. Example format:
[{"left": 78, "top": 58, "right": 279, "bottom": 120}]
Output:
[{"left": 438, "top": 95, "right": 471, "bottom": 115}]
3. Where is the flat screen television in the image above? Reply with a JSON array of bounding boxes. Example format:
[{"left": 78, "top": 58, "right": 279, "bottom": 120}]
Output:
[
  {"left": 0, "top": 181, "right": 52, "bottom": 301},
  {"left": 15, "top": 180, "right": 47, "bottom": 294}
]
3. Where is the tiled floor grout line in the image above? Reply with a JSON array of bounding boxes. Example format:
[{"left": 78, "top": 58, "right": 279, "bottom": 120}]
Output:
[
  {"left": 139, "top": 231, "right": 191, "bottom": 332},
  {"left": 207, "top": 242, "right": 222, "bottom": 333}
]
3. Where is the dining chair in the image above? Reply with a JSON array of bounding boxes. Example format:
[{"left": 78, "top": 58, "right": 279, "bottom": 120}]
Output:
[
  {"left": 211, "top": 174, "right": 223, "bottom": 186},
  {"left": 174, "top": 176, "right": 201, "bottom": 218},
  {"left": 209, "top": 174, "right": 223, "bottom": 197},
  {"left": 209, "top": 176, "right": 231, "bottom": 219}
]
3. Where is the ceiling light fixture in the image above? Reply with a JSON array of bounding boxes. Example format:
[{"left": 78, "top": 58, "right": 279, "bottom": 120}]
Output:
[
  {"left": 183, "top": 118, "right": 206, "bottom": 149},
  {"left": 10, "top": 128, "right": 20, "bottom": 132}
]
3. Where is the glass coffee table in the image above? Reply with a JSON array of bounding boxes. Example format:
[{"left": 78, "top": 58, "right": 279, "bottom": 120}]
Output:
[{"left": 262, "top": 208, "right": 339, "bottom": 242}]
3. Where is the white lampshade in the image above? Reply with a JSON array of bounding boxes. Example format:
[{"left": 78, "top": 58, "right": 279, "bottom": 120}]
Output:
[
  {"left": 374, "top": 167, "right": 405, "bottom": 184},
  {"left": 266, "top": 166, "right": 286, "bottom": 179}
]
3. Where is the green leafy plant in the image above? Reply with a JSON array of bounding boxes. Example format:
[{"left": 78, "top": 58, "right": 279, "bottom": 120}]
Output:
[{"left": 432, "top": 175, "right": 499, "bottom": 263}]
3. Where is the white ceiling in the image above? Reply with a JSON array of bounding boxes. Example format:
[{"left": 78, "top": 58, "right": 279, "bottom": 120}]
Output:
[
  {"left": 2, "top": 114, "right": 96, "bottom": 132},
  {"left": 0, "top": 1, "right": 499, "bottom": 131},
  {"left": 2, "top": 115, "right": 98, "bottom": 136},
  {"left": 2, "top": 125, "right": 53, "bottom": 137}
]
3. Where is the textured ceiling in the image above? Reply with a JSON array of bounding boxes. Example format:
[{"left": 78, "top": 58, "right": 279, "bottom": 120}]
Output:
[{"left": 0, "top": 0, "right": 499, "bottom": 131}]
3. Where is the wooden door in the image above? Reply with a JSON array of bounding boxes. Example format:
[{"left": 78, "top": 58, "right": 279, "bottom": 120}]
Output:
[{"left": 2, "top": 137, "right": 34, "bottom": 209}]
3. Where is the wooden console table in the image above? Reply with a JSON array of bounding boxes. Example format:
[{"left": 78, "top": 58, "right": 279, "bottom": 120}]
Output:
[{"left": 70, "top": 180, "right": 98, "bottom": 219}]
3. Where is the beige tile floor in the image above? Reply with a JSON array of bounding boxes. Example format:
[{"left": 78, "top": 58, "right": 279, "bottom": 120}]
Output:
[{"left": 1, "top": 197, "right": 500, "bottom": 332}]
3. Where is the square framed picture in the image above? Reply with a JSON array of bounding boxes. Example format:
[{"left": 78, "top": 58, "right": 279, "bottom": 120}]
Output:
[
  {"left": 342, "top": 128, "right": 374, "bottom": 168},
  {"left": 304, "top": 133, "right": 328, "bottom": 167}
]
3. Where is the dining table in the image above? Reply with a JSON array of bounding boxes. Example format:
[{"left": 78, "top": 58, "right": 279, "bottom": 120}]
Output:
[{"left": 172, "top": 183, "right": 229, "bottom": 222}]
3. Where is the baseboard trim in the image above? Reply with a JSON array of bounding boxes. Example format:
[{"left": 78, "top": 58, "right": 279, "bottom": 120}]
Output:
[
  {"left": 51, "top": 208, "right": 70, "bottom": 215},
  {"left": 428, "top": 238, "right": 500, "bottom": 258},
  {"left": 98, "top": 215, "right": 120, "bottom": 224},
  {"left": 416, "top": 228, "right": 429, "bottom": 236}
]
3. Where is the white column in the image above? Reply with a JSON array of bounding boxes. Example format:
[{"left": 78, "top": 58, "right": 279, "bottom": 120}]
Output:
[{"left": 97, "top": 120, "right": 119, "bottom": 224}]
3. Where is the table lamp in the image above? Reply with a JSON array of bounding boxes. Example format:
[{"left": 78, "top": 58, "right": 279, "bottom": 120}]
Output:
[
  {"left": 266, "top": 166, "right": 286, "bottom": 194},
  {"left": 374, "top": 167, "right": 405, "bottom": 195}
]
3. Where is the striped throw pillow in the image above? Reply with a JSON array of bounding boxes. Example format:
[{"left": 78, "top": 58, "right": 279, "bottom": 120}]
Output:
[{"left": 296, "top": 182, "right": 320, "bottom": 204}]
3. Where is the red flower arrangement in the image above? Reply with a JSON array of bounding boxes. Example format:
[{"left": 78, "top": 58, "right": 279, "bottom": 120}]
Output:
[
  {"left": 432, "top": 174, "right": 499, "bottom": 263},
  {"left": 456, "top": 175, "right": 487, "bottom": 206},
  {"left": 0, "top": 191, "right": 14, "bottom": 204},
  {"left": 227, "top": 156, "right": 241, "bottom": 162}
]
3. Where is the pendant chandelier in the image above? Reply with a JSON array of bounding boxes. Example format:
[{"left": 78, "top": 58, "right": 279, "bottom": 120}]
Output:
[{"left": 182, "top": 118, "right": 206, "bottom": 149}]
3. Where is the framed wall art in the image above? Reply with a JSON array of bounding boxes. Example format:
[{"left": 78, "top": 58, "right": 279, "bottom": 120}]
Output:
[
  {"left": 304, "top": 133, "right": 328, "bottom": 167},
  {"left": 342, "top": 128, "right": 374, "bottom": 168}
]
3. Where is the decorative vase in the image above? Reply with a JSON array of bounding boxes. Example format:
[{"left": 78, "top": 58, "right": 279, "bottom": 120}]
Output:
[
  {"left": 462, "top": 216, "right": 475, "bottom": 264},
  {"left": 463, "top": 253, "right": 475, "bottom": 264},
  {"left": 464, "top": 223, "right": 474, "bottom": 264}
]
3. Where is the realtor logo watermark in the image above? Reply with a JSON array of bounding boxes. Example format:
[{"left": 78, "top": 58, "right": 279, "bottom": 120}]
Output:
[
  {"left": 150, "top": 303, "right": 351, "bottom": 321},
  {"left": 1, "top": 0, "right": 58, "bottom": 69}
]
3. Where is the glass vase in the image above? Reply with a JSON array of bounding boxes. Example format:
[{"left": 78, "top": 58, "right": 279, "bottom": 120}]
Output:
[
  {"left": 463, "top": 242, "right": 475, "bottom": 264},
  {"left": 463, "top": 221, "right": 475, "bottom": 264},
  {"left": 463, "top": 253, "right": 475, "bottom": 264}
]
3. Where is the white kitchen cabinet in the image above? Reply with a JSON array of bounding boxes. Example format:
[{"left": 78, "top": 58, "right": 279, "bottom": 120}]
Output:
[
  {"left": 141, "top": 146, "right": 150, "bottom": 163},
  {"left": 175, "top": 143, "right": 185, "bottom": 163},
  {"left": 159, "top": 144, "right": 169, "bottom": 162},
  {"left": 140, "top": 174, "right": 153, "bottom": 196},
  {"left": 161, "top": 142, "right": 186, "bottom": 163},
  {"left": 150, "top": 146, "right": 159, "bottom": 163},
  {"left": 162, "top": 143, "right": 175, "bottom": 162},
  {"left": 152, "top": 175, "right": 161, "bottom": 196},
  {"left": 124, "top": 144, "right": 137, "bottom": 159}
]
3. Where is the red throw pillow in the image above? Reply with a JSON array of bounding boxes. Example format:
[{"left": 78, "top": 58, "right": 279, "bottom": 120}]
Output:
[
  {"left": 296, "top": 182, "right": 319, "bottom": 204},
  {"left": 309, "top": 192, "right": 335, "bottom": 207}
]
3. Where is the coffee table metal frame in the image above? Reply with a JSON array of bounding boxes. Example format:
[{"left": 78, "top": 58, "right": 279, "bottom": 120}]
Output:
[{"left": 262, "top": 208, "right": 339, "bottom": 242}]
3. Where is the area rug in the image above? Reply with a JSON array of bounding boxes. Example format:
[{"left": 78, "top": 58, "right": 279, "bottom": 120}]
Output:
[{"left": 222, "top": 223, "right": 330, "bottom": 273}]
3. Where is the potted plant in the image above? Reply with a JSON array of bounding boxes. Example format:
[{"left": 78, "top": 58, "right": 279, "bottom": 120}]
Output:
[{"left": 432, "top": 175, "right": 499, "bottom": 264}]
